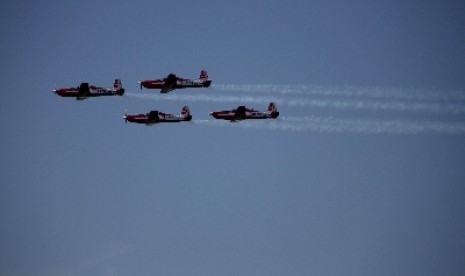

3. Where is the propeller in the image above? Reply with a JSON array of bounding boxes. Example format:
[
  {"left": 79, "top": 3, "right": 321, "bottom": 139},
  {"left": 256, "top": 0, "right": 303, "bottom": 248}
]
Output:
[{"left": 123, "top": 109, "right": 128, "bottom": 123}]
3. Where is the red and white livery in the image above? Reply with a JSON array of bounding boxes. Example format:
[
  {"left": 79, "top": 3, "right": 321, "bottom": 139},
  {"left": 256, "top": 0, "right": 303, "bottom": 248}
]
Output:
[
  {"left": 138, "top": 70, "right": 211, "bottom": 93},
  {"left": 53, "top": 79, "right": 124, "bottom": 100},
  {"left": 123, "top": 106, "right": 192, "bottom": 125},
  {"left": 209, "top": 102, "right": 279, "bottom": 122}
]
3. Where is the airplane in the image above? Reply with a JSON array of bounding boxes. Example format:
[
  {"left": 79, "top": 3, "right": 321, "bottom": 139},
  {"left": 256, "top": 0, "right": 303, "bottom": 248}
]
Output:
[
  {"left": 209, "top": 102, "right": 279, "bottom": 122},
  {"left": 138, "top": 70, "right": 211, "bottom": 93},
  {"left": 123, "top": 106, "right": 192, "bottom": 125},
  {"left": 53, "top": 79, "right": 124, "bottom": 100}
]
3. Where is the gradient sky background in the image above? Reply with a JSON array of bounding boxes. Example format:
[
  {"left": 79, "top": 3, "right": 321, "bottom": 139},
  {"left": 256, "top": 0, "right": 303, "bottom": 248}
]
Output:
[{"left": 1, "top": 1, "right": 465, "bottom": 275}]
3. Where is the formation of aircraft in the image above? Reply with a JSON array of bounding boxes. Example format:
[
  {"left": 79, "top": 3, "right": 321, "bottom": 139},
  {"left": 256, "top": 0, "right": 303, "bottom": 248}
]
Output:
[
  {"left": 53, "top": 79, "right": 124, "bottom": 100},
  {"left": 210, "top": 102, "right": 279, "bottom": 121},
  {"left": 139, "top": 70, "right": 211, "bottom": 93},
  {"left": 52, "top": 70, "right": 281, "bottom": 125},
  {"left": 124, "top": 106, "right": 192, "bottom": 125}
]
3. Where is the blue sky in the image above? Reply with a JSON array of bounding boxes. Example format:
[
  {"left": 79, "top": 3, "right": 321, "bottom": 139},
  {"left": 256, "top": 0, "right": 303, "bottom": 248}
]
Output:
[{"left": 1, "top": 1, "right": 465, "bottom": 275}]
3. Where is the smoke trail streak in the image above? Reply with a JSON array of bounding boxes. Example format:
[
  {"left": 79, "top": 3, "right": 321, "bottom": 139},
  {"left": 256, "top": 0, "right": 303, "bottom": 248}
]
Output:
[
  {"left": 127, "top": 85, "right": 465, "bottom": 135},
  {"left": 127, "top": 92, "right": 275, "bottom": 105},
  {"left": 193, "top": 116, "right": 465, "bottom": 135},
  {"left": 126, "top": 84, "right": 465, "bottom": 135},
  {"left": 126, "top": 92, "right": 465, "bottom": 115},
  {"left": 213, "top": 84, "right": 465, "bottom": 102},
  {"left": 285, "top": 98, "right": 465, "bottom": 114}
]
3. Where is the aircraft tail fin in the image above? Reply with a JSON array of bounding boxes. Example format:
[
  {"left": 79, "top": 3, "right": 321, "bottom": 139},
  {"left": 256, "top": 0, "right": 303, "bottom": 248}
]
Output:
[
  {"left": 268, "top": 102, "right": 277, "bottom": 113},
  {"left": 267, "top": 102, "right": 279, "bottom": 118},
  {"left": 199, "top": 70, "right": 208, "bottom": 81},
  {"left": 113, "top": 79, "right": 124, "bottom": 95},
  {"left": 180, "top": 106, "right": 192, "bottom": 121},
  {"left": 114, "top": 79, "right": 122, "bottom": 90}
]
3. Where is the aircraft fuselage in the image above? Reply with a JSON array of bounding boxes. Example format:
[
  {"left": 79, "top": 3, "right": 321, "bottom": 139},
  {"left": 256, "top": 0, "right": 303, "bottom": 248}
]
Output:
[
  {"left": 124, "top": 109, "right": 192, "bottom": 125},
  {"left": 210, "top": 110, "right": 279, "bottom": 121},
  {"left": 53, "top": 87, "right": 124, "bottom": 99},
  {"left": 139, "top": 78, "right": 211, "bottom": 90}
]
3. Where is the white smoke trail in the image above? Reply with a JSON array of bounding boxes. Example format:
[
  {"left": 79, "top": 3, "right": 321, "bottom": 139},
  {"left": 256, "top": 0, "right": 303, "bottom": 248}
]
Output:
[
  {"left": 126, "top": 92, "right": 465, "bottom": 115},
  {"left": 193, "top": 116, "right": 465, "bottom": 135},
  {"left": 213, "top": 84, "right": 465, "bottom": 102},
  {"left": 126, "top": 84, "right": 465, "bottom": 135},
  {"left": 127, "top": 92, "right": 275, "bottom": 105}
]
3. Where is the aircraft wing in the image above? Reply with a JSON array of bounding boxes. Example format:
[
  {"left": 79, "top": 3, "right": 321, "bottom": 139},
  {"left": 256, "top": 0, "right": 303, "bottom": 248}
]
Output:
[
  {"left": 146, "top": 111, "right": 160, "bottom": 124},
  {"left": 160, "top": 85, "right": 176, "bottom": 94},
  {"left": 77, "top": 83, "right": 90, "bottom": 99},
  {"left": 161, "top": 74, "right": 177, "bottom": 93},
  {"left": 232, "top": 106, "right": 247, "bottom": 121}
]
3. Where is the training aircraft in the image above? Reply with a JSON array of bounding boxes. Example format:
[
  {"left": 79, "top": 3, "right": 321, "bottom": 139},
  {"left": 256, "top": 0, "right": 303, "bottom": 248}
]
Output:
[
  {"left": 138, "top": 70, "right": 211, "bottom": 93},
  {"left": 209, "top": 102, "right": 279, "bottom": 122},
  {"left": 53, "top": 79, "right": 124, "bottom": 100},
  {"left": 123, "top": 106, "right": 192, "bottom": 125}
]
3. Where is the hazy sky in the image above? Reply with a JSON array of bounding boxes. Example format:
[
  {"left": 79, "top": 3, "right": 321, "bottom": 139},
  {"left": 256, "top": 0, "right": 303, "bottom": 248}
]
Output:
[{"left": 1, "top": 1, "right": 465, "bottom": 275}]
